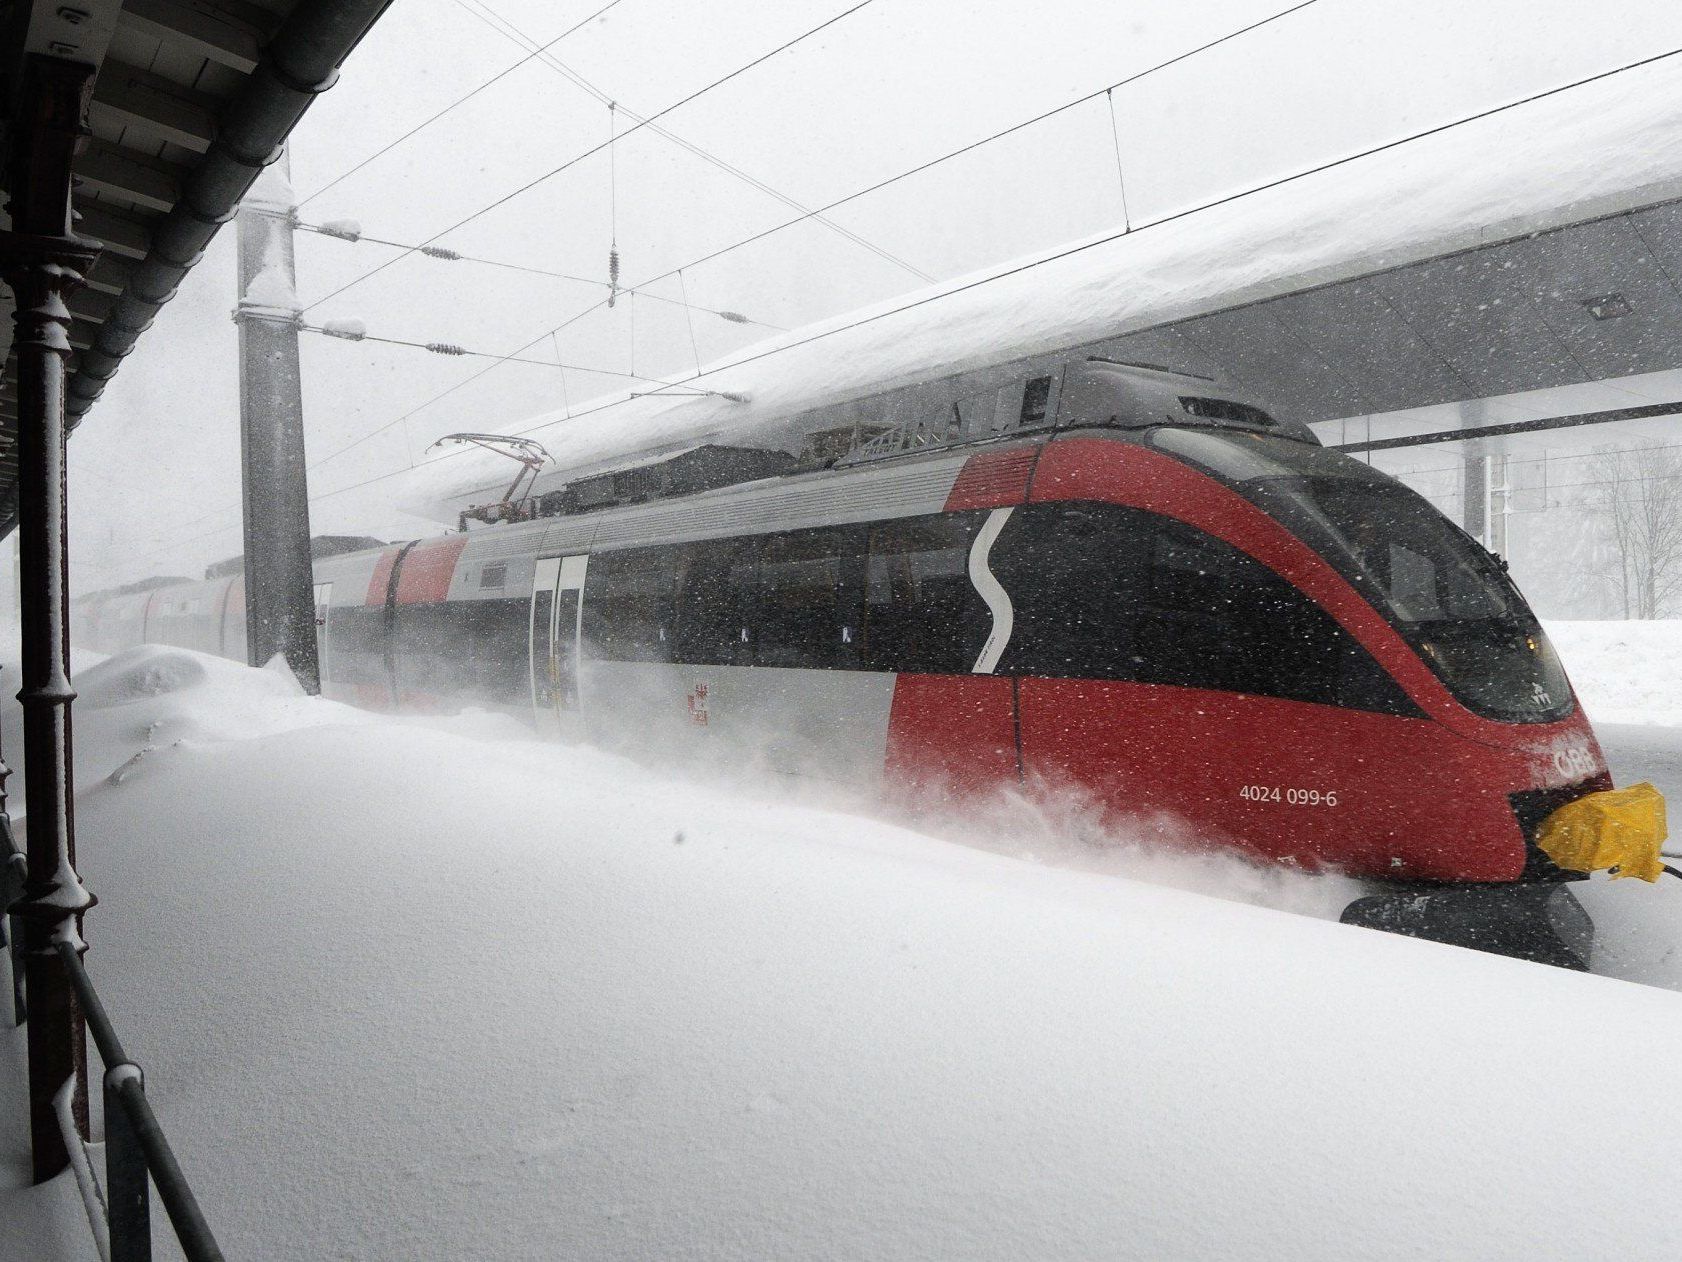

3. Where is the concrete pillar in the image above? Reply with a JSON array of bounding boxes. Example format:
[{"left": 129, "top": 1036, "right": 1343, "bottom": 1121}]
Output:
[{"left": 233, "top": 150, "right": 320, "bottom": 692}]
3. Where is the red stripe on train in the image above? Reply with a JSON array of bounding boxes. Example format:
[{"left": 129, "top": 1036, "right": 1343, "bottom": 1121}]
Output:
[
  {"left": 943, "top": 446, "right": 1039, "bottom": 511},
  {"left": 395, "top": 538, "right": 468, "bottom": 605},
  {"left": 366, "top": 548, "right": 401, "bottom": 606}
]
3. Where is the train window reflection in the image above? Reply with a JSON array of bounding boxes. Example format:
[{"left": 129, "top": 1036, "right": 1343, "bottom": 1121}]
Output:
[
  {"left": 584, "top": 548, "right": 680, "bottom": 661},
  {"left": 1149, "top": 427, "right": 1574, "bottom": 722},
  {"left": 994, "top": 502, "right": 1416, "bottom": 714},
  {"left": 1275, "top": 476, "right": 1571, "bottom": 722},
  {"left": 863, "top": 513, "right": 990, "bottom": 674},
  {"left": 755, "top": 527, "right": 865, "bottom": 669},
  {"left": 674, "top": 539, "right": 755, "bottom": 666}
]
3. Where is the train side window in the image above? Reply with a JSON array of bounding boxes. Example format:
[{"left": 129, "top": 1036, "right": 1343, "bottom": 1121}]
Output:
[
  {"left": 673, "top": 537, "right": 756, "bottom": 666},
  {"left": 754, "top": 526, "right": 866, "bottom": 669},
  {"left": 863, "top": 512, "right": 990, "bottom": 674},
  {"left": 1135, "top": 519, "right": 1413, "bottom": 713},
  {"left": 585, "top": 546, "right": 680, "bottom": 662},
  {"left": 992, "top": 503, "right": 1147, "bottom": 679}
]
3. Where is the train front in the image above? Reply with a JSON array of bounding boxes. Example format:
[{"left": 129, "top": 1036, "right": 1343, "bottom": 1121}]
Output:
[{"left": 1141, "top": 420, "right": 1667, "bottom": 969}]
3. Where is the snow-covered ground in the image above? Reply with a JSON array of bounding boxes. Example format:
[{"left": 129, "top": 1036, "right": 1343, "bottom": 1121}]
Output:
[
  {"left": 5, "top": 626, "right": 1682, "bottom": 1259},
  {"left": 1547, "top": 619, "right": 1682, "bottom": 727}
]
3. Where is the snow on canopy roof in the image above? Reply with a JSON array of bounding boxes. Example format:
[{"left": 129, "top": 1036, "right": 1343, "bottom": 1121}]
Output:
[{"left": 403, "top": 57, "right": 1682, "bottom": 522}]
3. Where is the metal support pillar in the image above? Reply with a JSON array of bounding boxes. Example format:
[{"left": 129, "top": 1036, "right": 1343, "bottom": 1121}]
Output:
[
  {"left": 1461, "top": 444, "right": 1489, "bottom": 545},
  {"left": 1456, "top": 398, "right": 1497, "bottom": 551},
  {"left": 233, "top": 150, "right": 319, "bottom": 693},
  {"left": 0, "top": 52, "right": 99, "bottom": 1182}
]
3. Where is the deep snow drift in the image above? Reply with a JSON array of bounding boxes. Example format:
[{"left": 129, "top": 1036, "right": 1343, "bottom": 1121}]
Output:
[{"left": 3, "top": 631, "right": 1682, "bottom": 1259}]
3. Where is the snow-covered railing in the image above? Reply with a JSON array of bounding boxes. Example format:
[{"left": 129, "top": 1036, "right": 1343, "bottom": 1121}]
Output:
[{"left": 52, "top": 938, "right": 226, "bottom": 1262}]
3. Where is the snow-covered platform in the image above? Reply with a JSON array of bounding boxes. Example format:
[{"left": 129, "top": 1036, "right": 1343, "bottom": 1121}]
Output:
[{"left": 4, "top": 634, "right": 1682, "bottom": 1259}]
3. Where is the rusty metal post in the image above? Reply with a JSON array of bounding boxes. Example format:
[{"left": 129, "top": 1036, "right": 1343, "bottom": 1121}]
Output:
[{"left": 0, "top": 51, "right": 100, "bottom": 1183}]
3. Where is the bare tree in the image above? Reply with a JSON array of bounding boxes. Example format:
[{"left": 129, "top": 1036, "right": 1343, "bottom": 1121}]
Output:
[{"left": 1582, "top": 443, "right": 1682, "bottom": 618}]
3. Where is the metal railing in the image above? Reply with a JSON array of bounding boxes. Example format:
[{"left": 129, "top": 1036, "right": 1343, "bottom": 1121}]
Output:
[{"left": 3, "top": 828, "right": 224, "bottom": 1261}]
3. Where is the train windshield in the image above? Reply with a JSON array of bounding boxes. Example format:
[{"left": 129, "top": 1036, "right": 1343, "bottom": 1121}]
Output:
[{"left": 1151, "top": 428, "right": 1573, "bottom": 723}]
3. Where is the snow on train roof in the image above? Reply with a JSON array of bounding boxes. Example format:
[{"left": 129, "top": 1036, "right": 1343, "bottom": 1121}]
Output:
[{"left": 403, "top": 57, "right": 1682, "bottom": 523}]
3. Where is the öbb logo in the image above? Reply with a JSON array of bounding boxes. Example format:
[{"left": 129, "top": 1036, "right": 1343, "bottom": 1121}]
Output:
[{"left": 1551, "top": 743, "right": 1598, "bottom": 781}]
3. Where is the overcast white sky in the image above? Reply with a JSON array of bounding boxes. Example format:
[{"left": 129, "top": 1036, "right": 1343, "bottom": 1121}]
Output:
[{"left": 68, "top": 0, "right": 1682, "bottom": 588}]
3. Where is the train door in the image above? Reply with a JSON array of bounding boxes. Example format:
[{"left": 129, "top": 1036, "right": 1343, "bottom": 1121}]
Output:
[
  {"left": 531, "top": 555, "right": 588, "bottom": 736},
  {"left": 313, "top": 582, "right": 332, "bottom": 682}
]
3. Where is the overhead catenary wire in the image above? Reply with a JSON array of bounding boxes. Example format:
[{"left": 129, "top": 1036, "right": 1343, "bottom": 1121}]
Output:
[
  {"left": 607, "top": 99, "right": 621, "bottom": 307},
  {"left": 77, "top": 1, "right": 1345, "bottom": 577},
  {"left": 450, "top": 0, "right": 934, "bottom": 283},
  {"left": 294, "top": 0, "right": 1329, "bottom": 476},
  {"left": 137, "top": 298, "right": 626, "bottom": 550},
  {"left": 296, "top": 0, "right": 627, "bottom": 208},
  {"left": 299, "top": 0, "right": 883, "bottom": 315},
  {"left": 341, "top": 41, "right": 1682, "bottom": 495},
  {"left": 109, "top": 23, "right": 1682, "bottom": 572},
  {"left": 293, "top": 219, "right": 785, "bottom": 328},
  {"left": 298, "top": 320, "right": 678, "bottom": 384},
  {"left": 293, "top": 290, "right": 622, "bottom": 480}
]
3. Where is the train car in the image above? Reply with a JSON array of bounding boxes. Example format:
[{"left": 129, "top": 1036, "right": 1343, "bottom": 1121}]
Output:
[{"left": 79, "top": 358, "right": 1654, "bottom": 968}]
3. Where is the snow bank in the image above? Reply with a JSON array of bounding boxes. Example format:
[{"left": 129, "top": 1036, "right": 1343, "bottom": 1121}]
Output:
[
  {"left": 404, "top": 56, "right": 1682, "bottom": 516},
  {"left": 0, "top": 1027, "right": 94, "bottom": 1260},
  {"left": 3, "top": 648, "right": 1677, "bottom": 1259},
  {"left": 1548, "top": 619, "right": 1682, "bottom": 727}
]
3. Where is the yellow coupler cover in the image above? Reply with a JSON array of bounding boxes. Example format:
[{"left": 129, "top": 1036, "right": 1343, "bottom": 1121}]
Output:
[{"left": 1536, "top": 782, "right": 1669, "bottom": 881}]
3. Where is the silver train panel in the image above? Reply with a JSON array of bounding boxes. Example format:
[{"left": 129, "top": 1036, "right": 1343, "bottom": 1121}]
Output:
[
  {"left": 580, "top": 659, "right": 897, "bottom": 790},
  {"left": 315, "top": 549, "right": 385, "bottom": 608}
]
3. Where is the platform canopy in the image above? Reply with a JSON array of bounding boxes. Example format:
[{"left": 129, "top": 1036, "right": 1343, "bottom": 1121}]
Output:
[
  {"left": 414, "top": 52, "right": 1682, "bottom": 519},
  {"left": 0, "top": 0, "right": 392, "bottom": 536}
]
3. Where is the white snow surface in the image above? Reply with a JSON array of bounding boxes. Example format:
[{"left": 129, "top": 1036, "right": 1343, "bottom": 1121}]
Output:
[
  {"left": 1548, "top": 619, "right": 1682, "bottom": 727},
  {"left": 320, "top": 315, "right": 367, "bottom": 340},
  {"left": 406, "top": 57, "right": 1682, "bottom": 518},
  {"left": 4, "top": 637, "right": 1682, "bottom": 1258},
  {"left": 240, "top": 258, "right": 300, "bottom": 314}
]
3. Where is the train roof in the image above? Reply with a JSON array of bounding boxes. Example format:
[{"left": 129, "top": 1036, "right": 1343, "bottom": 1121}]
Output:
[{"left": 460, "top": 359, "right": 1314, "bottom": 527}]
